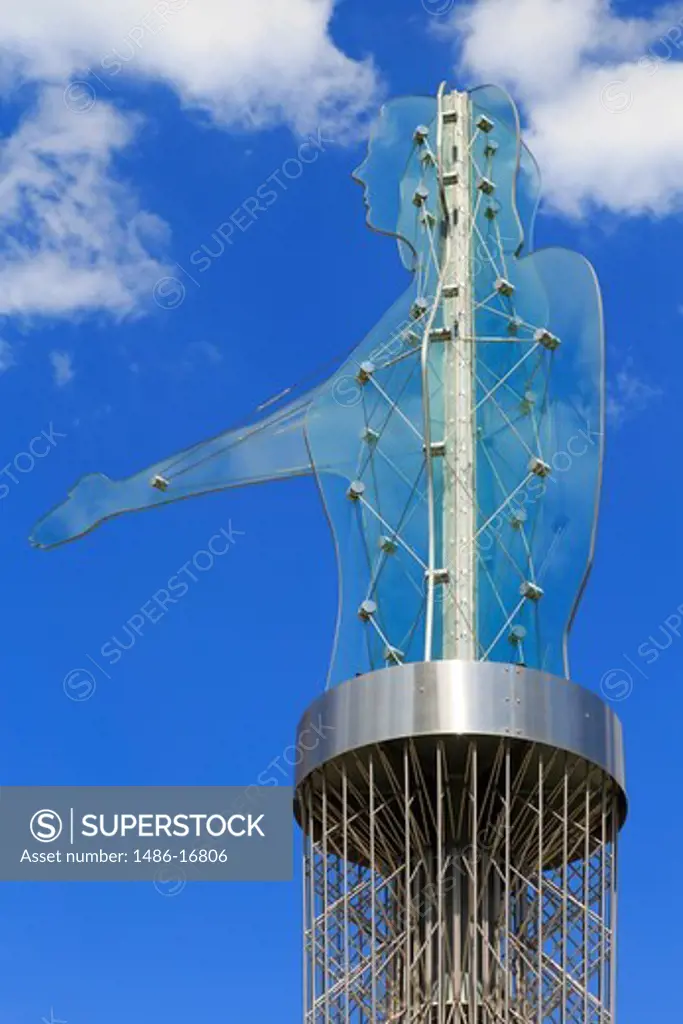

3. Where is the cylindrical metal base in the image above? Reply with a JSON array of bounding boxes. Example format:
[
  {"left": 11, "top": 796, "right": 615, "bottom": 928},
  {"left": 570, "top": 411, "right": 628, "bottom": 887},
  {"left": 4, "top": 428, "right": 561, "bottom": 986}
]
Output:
[{"left": 295, "top": 661, "right": 626, "bottom": 1023}]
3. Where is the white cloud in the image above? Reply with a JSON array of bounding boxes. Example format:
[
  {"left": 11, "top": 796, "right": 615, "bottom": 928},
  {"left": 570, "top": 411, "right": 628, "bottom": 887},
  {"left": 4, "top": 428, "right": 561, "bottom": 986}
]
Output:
[
  {"left": 606, "top": 357, "right": 662, "bottom": 426},
  {"left": 0, "top": 0, "right": 379, "bottom": 137},
  {"left": 49, "top": 349, "right": 75, "bottom": 386},
  {"left": 0, "top": 338, "right": 15, "bottom": 371},
  {"left": 447, "top": 0, "right": 683, "bottom": 216},
  {"left": 0, "top": 1, "right": 379, "bottom": 321},
  {"left": 189, "top": 340, "right": 223, "bottom": 364},
  {"left": 0, "top": 87, "right": 170, "bottom": 319}
]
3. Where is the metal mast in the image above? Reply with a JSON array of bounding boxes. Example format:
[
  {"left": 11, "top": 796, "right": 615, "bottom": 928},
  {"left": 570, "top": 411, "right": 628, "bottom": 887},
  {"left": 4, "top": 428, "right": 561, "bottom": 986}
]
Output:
[{"left": 440, "top": 89, "right": 476, "bottom": 662}]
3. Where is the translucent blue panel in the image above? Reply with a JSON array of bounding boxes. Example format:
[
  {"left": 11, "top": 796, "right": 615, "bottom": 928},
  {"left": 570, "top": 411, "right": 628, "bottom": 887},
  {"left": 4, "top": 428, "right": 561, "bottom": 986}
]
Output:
[
  {"left": 31, "top": 396, "right": 315, "bottom": 549},
  {"left": 309, "top": 111, "right": 445, "bottom": 685},
  {"left": 468, "top": 86, "right": 603, "bottom": 678},
  {"left": 308, "top": 290, "right": 441, "bottom": 685},
  {"left": 472, "top": 251, "right": 602, "bottom": 675},
  {"left": 469, "top": 84, "right": 541, "bottom": 258},
  {"left": 33, "top": 83, "right": 603, "bottom": 688}
]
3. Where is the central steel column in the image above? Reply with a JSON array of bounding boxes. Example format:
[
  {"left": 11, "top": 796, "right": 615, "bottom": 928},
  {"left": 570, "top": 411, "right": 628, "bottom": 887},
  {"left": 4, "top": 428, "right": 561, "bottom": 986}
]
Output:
[{"left": 441, "top": 89, "right": 476, "bottom": 662}]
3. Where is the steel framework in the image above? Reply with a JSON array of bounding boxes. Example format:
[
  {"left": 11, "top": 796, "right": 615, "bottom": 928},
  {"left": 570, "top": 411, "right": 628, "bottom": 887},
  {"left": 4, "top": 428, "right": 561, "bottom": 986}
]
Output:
[
  {"left": 296, "top": 664, "right": 626, "bottom": 1024},
  {"left": 301, "top": 743, "right": 620, "bottom": 1022}
]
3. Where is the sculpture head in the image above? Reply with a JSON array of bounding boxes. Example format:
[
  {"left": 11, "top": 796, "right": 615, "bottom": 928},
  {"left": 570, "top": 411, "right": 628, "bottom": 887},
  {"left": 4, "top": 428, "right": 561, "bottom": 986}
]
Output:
[
  {"left": 352, "top": 95, "right": 439, "bottom": 271},
  {"left": 351, "top": 86, "right": 541, "bottom": 273}
]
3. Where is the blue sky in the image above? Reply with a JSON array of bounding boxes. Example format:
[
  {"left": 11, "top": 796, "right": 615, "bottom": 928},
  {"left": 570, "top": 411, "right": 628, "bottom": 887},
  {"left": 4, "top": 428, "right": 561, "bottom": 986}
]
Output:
[{"left": 0, "top": 0, "right": 681, "bottom": 1020}]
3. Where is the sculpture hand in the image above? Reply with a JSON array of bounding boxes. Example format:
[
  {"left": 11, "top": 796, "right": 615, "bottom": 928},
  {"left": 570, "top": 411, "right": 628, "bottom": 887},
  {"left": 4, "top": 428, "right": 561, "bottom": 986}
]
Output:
[{"left": 31, "top": 394, "right": 314, "bottom": 549}]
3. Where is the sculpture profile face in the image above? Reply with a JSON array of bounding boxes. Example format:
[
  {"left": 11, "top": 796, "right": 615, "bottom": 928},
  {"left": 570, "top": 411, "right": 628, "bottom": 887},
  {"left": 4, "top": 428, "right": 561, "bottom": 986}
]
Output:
[
  {"left": 32, "top": 84, "right": 604, "bottom": 691},
  {"left": 351, "top": 95, "right": 438, "bottom": 270}
]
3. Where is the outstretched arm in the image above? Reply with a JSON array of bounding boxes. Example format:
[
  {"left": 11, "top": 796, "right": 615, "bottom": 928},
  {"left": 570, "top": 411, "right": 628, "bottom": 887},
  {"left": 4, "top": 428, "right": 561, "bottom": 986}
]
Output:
[{"left": 31, "top": 393, "right": 314, "bottom": 549}]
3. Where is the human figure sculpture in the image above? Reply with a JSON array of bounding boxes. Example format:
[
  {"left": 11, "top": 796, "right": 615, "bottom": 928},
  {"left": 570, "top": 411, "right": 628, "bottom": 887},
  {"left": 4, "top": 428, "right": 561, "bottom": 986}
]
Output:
[{"left": 32, "top": 84, "right": 604, "bottom": 688}]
